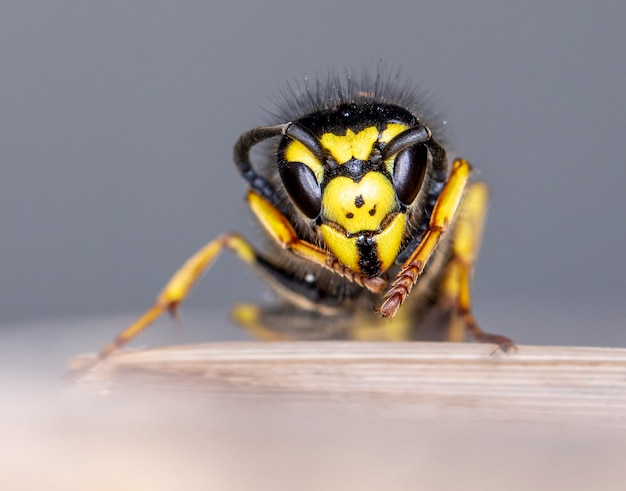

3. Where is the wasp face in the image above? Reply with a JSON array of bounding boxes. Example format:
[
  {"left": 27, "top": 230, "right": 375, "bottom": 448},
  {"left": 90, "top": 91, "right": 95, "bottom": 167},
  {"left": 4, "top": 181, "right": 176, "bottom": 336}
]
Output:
[
  {"left": 319, "top": 170, "right": 406, "bottom": 277},
  {"left": 277, "top": 103, "right": 429, "bottom": 278}
]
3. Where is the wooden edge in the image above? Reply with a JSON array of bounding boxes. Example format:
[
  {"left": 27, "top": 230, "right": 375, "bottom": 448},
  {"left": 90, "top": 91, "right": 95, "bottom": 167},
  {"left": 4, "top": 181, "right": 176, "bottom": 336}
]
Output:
[{"left": 69, "top": 342, "right": 626, "bottom": 426}]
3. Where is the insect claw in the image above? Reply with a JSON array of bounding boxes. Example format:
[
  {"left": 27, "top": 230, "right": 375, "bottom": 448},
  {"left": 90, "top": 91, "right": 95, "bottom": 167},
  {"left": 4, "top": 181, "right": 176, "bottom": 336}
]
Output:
[{"left": 168, "top": 302, "right": 182, "bottom": 325}]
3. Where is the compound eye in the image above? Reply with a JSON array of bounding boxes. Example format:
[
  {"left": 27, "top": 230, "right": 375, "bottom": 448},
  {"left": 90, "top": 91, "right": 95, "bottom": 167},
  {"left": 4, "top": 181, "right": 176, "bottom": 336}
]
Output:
[
  {"left": 278, "top": 161, "right": 322, "bottom": 219},
  {"left": 393, "top": 143, "right": 428, "bottom": 206}
]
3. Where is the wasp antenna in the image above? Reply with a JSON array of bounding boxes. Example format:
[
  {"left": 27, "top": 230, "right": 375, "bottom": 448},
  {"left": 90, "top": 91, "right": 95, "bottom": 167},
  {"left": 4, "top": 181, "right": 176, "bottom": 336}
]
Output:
[
  {"left": 381, "top": 124, "right": 431, "bottom": 160},
  {"left": 283, "top": 122, "right": 338, "bottom": 171},
  {"left": 234, "top": 124, "right": 285, "bottom": 175}
]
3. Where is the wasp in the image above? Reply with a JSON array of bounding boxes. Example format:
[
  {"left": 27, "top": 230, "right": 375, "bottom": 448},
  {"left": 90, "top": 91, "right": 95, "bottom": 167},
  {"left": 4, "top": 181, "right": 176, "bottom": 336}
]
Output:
[{"left": 95, "top": 71, "right": 514, "bottom": 362}]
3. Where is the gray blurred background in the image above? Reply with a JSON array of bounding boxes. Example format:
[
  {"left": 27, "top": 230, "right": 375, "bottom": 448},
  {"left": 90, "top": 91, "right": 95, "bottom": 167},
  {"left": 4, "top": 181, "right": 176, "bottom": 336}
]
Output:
[{"left": 1, "top": 0, "right": 625, "bottom": 349}]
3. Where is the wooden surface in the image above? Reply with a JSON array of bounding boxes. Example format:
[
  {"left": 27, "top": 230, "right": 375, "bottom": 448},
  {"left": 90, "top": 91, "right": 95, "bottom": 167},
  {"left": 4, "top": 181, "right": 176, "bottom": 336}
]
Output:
[
  {"left": 71, "top": 341, "right": 626, "bottom": 427},
  {"left": 5, "top": 340, "right": 626, "bottom": 490},
  {"left": 6, "top": 316, "right": 626, "bottom": 489}
]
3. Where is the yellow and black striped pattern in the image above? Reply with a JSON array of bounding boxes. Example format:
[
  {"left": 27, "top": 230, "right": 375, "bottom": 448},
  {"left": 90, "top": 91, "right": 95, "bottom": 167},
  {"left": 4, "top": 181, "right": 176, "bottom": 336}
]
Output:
[{"left": 283, "top": 124, "right": 411, "bottom": 277}]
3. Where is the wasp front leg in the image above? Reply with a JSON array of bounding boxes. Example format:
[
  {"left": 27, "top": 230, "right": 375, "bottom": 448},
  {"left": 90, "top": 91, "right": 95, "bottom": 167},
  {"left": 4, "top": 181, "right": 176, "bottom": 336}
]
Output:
[
  {"left": 246, "top": 190, "right": 387, "bottom": 294},
  {"left": 380, "top": 158, "right": 471, "bottom": 318}
]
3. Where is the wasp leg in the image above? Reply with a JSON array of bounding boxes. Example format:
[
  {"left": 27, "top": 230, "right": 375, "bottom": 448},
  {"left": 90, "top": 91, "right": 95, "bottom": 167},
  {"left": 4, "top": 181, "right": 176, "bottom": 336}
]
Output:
[
  {"left": 232, "top": 303, "right": 356, "bottom": 341},
  {"left": 95, "top": 232, "right": 261, "bottom": 362},
  {"left": 93, "top": 188, "right": 385, "bottom": 365},
  {"left": 440, "top": 182, "right": 516, "bottom": 351},
  {"left": 232, "top": 301, "right": 414, "bottom": 342},
  {"left": 379, "top": 159, "right": 472, "bottom": 318},
  {"left": 246, "top": 190, "right": 386, "bottom": 294},
  {"left": 232, "top": 304, "right": 295, "bottom": 341}
]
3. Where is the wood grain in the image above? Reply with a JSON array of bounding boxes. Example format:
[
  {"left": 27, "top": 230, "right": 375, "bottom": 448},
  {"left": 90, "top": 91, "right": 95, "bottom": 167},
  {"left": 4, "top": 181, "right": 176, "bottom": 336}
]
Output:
[{"left": 70, "top": 342, "right": 626, "bottom": 426}]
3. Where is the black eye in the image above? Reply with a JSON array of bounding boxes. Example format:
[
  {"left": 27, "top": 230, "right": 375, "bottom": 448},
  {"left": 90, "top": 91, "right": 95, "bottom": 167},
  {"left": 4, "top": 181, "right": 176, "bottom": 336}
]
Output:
[
  {"left": 278, "top": 161, "right": 322, "bottom": 219},
  {"left": 393, "top": 143, "right": 428, "bottom": 206}
]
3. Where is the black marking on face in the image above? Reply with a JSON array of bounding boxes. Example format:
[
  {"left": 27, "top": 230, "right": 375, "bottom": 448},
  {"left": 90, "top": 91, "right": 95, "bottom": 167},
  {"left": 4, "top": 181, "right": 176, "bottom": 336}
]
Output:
[
  {"left": 354, "top": 195, "right": 365, "bottom": 208},
  {"left": 357, "top": 235, "right": 381, "bottom": 277},
  {"left": 368, "top": 204, "right": 377, "bottom": 216},
  {"left": 346, "top": 212, "right": 354, "bottom": 219}
]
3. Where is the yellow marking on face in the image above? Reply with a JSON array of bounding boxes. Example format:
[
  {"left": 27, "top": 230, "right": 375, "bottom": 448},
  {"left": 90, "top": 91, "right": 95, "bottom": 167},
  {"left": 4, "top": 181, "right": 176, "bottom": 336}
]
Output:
[
  {"left": 284, "top": 124, "right": 411, "bottom": 181},
  {"left": 319, "top": 171, "right": 405, "bottom": 274},
  {"left": 320, "top": 210, "right": 405, "bottom": 275},
  {"left": 284, "top": 140, "right": 324, "bottom": 182},
  {"left": 374, "top": 213, "right": 406, "bottom": 272},
  {"left": 380, "top": 123, "right": 410, "bottom": 174},
  {"left": 380, "top": 123, "right": 409, "bottom": 143},
  {"left": 320, "top": 126, "right": 379, "bottom": 164},
  {"left": 319, "top": 224, "right": 360, "bottom": 271},
  {"left": 321, "top": 172, "right": 398, "bottom": 234}
]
